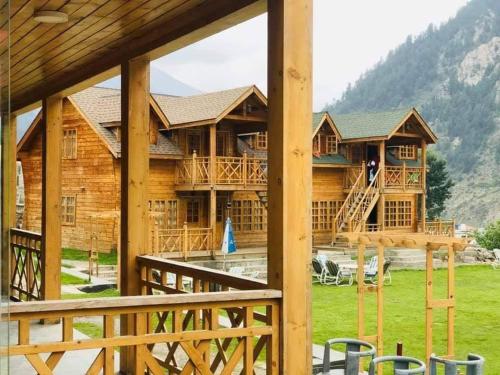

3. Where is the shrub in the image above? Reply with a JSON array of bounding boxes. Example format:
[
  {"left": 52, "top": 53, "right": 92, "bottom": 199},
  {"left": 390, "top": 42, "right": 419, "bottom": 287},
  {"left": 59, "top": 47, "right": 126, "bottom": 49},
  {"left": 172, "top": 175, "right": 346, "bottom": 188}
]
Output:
[{"left": 475, "top": 220, "right": 500, "bottom": 250}]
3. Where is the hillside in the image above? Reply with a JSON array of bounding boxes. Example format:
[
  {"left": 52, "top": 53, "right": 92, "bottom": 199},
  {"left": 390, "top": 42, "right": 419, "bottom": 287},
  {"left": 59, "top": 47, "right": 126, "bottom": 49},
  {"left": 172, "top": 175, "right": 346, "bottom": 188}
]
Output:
[{"left": 325, "top": 0, "right": 500, "bottom": 227}]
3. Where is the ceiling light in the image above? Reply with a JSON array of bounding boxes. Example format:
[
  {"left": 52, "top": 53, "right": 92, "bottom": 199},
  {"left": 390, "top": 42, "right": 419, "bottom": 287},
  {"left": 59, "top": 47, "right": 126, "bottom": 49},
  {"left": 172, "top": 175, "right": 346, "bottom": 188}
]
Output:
[{"left": 33, "top": 10, "right": 68, "bottom": 24}]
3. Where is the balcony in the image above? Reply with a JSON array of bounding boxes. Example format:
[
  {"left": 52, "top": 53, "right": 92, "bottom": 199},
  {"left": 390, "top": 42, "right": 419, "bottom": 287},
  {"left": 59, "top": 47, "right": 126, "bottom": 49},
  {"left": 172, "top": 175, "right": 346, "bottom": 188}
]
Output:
[
  {"left": 384, "top": 165, "right": 424, "bottom": 191},
  {"left": 175, "top": 154, "right": 267, "bottom": 190}
]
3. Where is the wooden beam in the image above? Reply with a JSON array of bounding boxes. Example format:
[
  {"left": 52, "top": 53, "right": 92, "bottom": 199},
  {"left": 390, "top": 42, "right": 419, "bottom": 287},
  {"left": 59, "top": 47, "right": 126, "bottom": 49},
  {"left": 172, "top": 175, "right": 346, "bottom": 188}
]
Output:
[
  {"left": 1, "top": 113, "right": 17, "bottom": 294},
  {"left": 41, "top": 96, "right": 63, "bottom": 301},
  {"left": 421, "top": 139, "right": 427, "bottom": 232},
  {"left": 120, "top": 57, "right": 150, "bottom": 373},
  {"left": 267, "top": 0, "right": 312, "bottom": 372}
]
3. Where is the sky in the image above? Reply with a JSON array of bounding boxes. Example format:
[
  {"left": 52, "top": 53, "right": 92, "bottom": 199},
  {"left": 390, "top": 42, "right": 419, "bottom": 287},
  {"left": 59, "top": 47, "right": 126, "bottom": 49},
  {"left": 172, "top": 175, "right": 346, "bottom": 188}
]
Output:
[{"left": 153, "top": 0, "right": 469, "bottom": 111}]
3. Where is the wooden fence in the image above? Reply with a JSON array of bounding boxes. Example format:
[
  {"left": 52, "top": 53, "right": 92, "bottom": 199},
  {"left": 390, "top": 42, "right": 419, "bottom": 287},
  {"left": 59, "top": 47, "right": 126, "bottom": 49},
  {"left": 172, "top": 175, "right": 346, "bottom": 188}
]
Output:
[
  {"left": 10, "top": 228, "right": 42, "bottom": 301},
  {"left": 419, "top": 219, "right": 455, "bottom": 237},
  {"left": 149, "top": 224, "right": 212, "bottom": 258}
]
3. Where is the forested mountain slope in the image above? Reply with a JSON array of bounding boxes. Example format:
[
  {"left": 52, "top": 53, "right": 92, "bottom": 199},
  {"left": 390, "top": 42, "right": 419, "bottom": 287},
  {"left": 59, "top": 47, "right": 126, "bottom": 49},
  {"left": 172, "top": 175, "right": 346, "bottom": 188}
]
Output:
[{"left": 326, "top": 0, "right": 499, "bottom": 227}]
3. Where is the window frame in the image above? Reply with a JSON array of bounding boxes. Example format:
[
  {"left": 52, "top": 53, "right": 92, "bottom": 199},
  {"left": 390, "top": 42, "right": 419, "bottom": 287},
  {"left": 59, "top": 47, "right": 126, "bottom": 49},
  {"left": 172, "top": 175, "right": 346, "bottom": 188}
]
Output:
[
  {"left": 397, "top": 145, "right": 417, "bottom": 160},
  {"left": 384, "top": 200, "right": 412, "bottom": 228},
  {"left": 61, "top": 195, "right": 77, "bottom": 226},
  {"left": 325, "top": 134, "right": 338, "bottom": 155},
  {"left": 149, "top": 199, "right": 178, "bottom": 229},
  {"left": 62, "top": 128, "right": 77, "bottom": 160},
  {"left": 186, "top": 198, "right": 202, "bottom": 224}
]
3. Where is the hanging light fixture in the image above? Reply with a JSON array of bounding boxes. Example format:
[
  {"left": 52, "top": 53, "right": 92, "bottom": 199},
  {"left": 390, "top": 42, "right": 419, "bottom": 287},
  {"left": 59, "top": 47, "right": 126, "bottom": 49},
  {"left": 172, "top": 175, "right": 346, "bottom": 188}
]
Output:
[{"left": 33, "top": 10, "right": 68, "bottom": 24}]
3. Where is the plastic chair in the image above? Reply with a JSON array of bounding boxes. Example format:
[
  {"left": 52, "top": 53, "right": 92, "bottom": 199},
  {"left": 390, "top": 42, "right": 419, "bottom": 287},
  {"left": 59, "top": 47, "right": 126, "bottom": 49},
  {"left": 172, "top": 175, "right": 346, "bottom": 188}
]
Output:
[
  {"left": 313, "top": 257, "right": 326, "bottom": 284},
  {"left": 324, "top": 260, "right": 353, "bottom": 286},
  {"left": 318, "top": 338, "right": 376, "bottom": 375},
  {"left": 369, "top": 356, "right": 426, "bottom": 375},
  {"left": 429, "top": 353, "right": 484, "bottom": 375}
]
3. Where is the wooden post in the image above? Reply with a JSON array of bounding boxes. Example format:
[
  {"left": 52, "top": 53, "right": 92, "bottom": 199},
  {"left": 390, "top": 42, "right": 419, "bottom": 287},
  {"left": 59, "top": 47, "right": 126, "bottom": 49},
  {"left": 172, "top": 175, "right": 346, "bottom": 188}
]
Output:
[
  {"left": 402, "top": 161, "right": 406, "bottom": 191},
  {"left": 357, "top": 242, "right": 365, "bottom": 339},
  {"left": 209, "top": 190, "right": 216, "bottom": 255},
  {"left": 447, "top": 244, "right": 455, "bottom": 357},
  {"left": 377, "top": 141, "right": 385, "bottom": 231},
  {"left": 425, "top": 244, "right": 433, "bottom": 365},
  {"left": 242, "top": 151, "right": 248, "bottom": 187},
  {"left": 41, "top": 96, "right": 63, "bottom": 302},
  {"left": 267, "top": 0, "right": 312, "bottom": 372},
  {"left": 183, "top": 222, "right": 189, "bottom": 258},
  {"left": 120, "top": 57, "right": 150, "bottom": 374},
  {"left": 210, "top": 124, "right": 216, "bottom": 186},
  {"left": 1, "top": 113, "right": 17, "bottom": 295},
  {"left": 421, "top": 140, "right": 427, "bottom": 232},
  {"left": 192, "top": 151, "right": 197, "bottom": 186}
]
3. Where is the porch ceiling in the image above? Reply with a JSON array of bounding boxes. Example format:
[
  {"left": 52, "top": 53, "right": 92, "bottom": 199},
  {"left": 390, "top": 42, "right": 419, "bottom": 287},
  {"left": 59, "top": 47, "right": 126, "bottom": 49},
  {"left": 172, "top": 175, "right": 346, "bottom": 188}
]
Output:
[{"left": 6, "top": 0, "right": 265, "bottom": 113}]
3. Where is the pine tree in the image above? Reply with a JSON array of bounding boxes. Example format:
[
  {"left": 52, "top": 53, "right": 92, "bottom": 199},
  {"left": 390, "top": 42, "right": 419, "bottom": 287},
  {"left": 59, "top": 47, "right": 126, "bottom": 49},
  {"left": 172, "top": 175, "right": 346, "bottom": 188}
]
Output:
[{"left": 426, "top": 151, "right": 454, "bottom": 219}]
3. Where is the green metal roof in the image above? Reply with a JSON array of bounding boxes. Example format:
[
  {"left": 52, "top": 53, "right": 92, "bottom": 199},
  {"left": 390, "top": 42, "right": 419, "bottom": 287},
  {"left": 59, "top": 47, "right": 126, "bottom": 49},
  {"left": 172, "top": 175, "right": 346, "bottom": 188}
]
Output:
[
  {"left": 329, "top": 108, "right": 413, "bottom": 140},
  {"left": 313, "top": 154, "right": 351, "bottom": 165}
]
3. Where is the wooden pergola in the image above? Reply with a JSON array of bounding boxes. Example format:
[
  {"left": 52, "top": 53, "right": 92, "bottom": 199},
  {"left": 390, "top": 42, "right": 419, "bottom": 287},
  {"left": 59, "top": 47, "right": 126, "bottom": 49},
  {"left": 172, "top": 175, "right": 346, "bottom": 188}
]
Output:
[{"left": 1, "top": 0, "right": 312, "bottom": 373}]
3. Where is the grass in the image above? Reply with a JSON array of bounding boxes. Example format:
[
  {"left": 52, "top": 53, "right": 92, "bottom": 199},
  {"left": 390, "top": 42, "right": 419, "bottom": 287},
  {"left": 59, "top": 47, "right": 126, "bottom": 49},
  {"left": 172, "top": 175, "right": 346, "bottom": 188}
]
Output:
[
  {"left": 62, "top": 288, "right": 120, "bottom": 300},
  {"left": 312, "top": 265, "right": 500, "bottom": 374},
  {"left": 61, "top": 272, "right": 89, "bottom": 285},
  {"left": 74, "top": 322, "right": 103, "bottom": 339},
  {"left": 62, "top": 248, "right": 117, "bottom": 265}
]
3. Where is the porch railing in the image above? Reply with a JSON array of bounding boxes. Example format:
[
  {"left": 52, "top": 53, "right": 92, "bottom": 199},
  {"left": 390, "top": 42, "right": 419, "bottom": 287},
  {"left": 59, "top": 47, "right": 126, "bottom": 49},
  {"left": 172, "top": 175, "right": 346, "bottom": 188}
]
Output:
[
  {"left": 149, "top": 224, "right": 212, "bottom": 258},
  {"left": 176, "top": 153, "right": 267, "bottom": 186},
  {"left": 343, "top": 165, "right": 363, "bottom": 189},
  {"left": 419, "top": 219, "right": 455, "bottom": 237},
  {"left": 1, "top": 290, "right": 281, "bottom": 374},
  {"left": 10, "top": 228, "right": 42, "bottom": 301},
  {"left": 385, "top": 165, "right": 424, "bottom": 190}
]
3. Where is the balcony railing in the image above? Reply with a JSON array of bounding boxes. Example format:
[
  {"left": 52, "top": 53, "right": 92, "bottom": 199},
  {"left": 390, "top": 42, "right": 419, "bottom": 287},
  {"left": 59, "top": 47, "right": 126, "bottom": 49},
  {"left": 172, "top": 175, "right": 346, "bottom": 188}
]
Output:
[
  {"left": 10, "top": 228, "right": 42, "bottom": 301},
  {"left": 385, "top": 165, "right": 424, "bottom": 190},
  {"left": 176, "top": 153, "right": 267, "bottom": 186},
  {"left": 419, "top": 219, "right": 455, "bottom": 237},
  {"left": 149, "top": 224, "right": 212, "bottom": 258}
]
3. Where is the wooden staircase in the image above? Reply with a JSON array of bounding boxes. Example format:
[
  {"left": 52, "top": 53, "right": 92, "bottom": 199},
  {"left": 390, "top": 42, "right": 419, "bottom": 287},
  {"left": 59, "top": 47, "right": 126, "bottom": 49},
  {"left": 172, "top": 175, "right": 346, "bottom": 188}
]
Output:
[{"left": 332, "top": 168, "right": 381, "bottom": 242}]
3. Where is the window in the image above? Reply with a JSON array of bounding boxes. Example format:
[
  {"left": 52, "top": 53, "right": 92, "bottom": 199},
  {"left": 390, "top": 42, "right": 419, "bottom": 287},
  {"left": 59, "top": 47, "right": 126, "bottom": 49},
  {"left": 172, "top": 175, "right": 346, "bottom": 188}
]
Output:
[
  {"left": 398, "top": 145, "right": 417, "bottom": 160},
  {"left": 255, "top": 132, "right": 267, "bottom": 150},
  {"left": 61, "top": 195, "right": 76, "bottom": 225},
  {"left": 216, "top": 200, "right": 226, "bottom": 222},
  {"left": 325, "top": 134, "right": 338, "bottom": 154},
  {"left": 312, "top": 135, "right": 320, "bottom": 154},
  {"left": 62, "top": 129, "right": 77, "bottom": 159},
  {"left": 384, "top": 200, "right": 412, "bottom": 228},
  {"left": 350, "top": 144, "right": 362, "bottom": 164},
  {"left": 186, "top": 199, "right": 201, "bottom": 223},
  {"left": 231, "top": 200, "right": 267, "bottom": 232},
  {"left": 149, "top": 199, "right": 178, "bottom": 229},
  {"left": 216, "top": 132, "right": 229, "bottom": 156},
  {"left": 312, "top": 200, "right": 344, "bottom": 231},
  {"left": 187, "top": 131, "right": 202, "bottom": 155}
]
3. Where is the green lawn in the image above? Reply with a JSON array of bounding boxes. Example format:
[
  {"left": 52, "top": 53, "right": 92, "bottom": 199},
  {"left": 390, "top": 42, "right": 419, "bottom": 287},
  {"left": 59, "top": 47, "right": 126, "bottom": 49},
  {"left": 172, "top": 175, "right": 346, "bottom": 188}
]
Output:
[
  {"left": 62, "top": 288, "right": 120, "bottom": 300},
  {"left": 61, "top": 272, "right": 89, "bottom": 285},
  {"left": 62, "top": 248, "right": 117, "bottom": 265},
  {"left": 313, "top": 265, "right": 500, "bottom": 374}
]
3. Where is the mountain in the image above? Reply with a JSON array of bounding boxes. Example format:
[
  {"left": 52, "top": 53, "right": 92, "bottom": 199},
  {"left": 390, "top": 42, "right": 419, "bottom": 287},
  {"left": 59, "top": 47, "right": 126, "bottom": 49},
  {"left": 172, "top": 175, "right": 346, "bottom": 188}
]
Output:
[
  {"left": 16, "top": 66, "right": 201, "bottom": 141},
  {"left": 325, "top": 0, "right": 500, "bottom": 227}
]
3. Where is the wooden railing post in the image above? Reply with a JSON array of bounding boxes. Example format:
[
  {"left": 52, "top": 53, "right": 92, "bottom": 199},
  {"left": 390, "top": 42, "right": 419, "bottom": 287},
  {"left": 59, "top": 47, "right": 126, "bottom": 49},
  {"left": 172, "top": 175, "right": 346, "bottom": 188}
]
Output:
[
  {"left": 191, "top": 151, "right": 197, "bottom": 186},
  {"left": 183, "top": 223, "right": 189, "bottom": 259},
  {"left": 243, "top": 151, "right": 248, "bottom": 187},
  {"left": 402, "top": 162, "right": 406, "bottom": 191}
]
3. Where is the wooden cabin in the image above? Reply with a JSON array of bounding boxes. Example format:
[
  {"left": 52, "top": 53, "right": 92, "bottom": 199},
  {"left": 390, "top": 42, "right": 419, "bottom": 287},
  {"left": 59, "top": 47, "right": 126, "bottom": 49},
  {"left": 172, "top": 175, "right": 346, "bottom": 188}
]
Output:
[{"left": 18, "top": 87, "right": 438, "bottom": 254}]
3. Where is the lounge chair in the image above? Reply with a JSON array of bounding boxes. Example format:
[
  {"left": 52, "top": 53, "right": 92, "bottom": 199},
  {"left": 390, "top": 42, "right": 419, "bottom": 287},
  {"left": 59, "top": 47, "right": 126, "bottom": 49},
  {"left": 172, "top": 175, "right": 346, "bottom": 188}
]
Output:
[
  {"left": 313, "top": 257, "right": 326, "bottom": 284},
  {"left": 364, "top": 256, "right": 392, "bottom": 285},
  {"left": 318, "top": 338, "right": 376, "bottom": 375},
  {"left": 429, "top": 353, "right": 484, "bottom": 375},
  {"left": 324, "top": 260, "right": 353, "bottom": 286},
  {"left": 369, "top": 355, "right": 426, "bottom": 374},
  {"left": 492, "top": 249, "right": 500, "bottom": 269}
]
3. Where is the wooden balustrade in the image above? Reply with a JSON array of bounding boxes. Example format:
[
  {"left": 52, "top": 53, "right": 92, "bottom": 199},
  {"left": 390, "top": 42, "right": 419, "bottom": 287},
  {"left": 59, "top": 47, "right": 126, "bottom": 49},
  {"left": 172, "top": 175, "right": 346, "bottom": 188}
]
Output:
[
  {"left": 385, "top": 165, "right": 424, "bottom": 190},
  {"left": 148, "top": 224, "right": 212, "bottom": 259},
  {"left": 10, "top": 228, "right": 42, "bottom": 301},
  {"left": 1, "top": 289, "right": 281, "bottom": 374},
  {"left": 176, "top": 155, "right": 267, "bottom": 186},
  {"left": 349, "top": 168, "right": 381, "bottom": 232},
  {"left": 343, "top": 166, "right": 363, "bottom": 189},
  {"left": 419, "top": 219, "right": 455, "bottom": 237}
]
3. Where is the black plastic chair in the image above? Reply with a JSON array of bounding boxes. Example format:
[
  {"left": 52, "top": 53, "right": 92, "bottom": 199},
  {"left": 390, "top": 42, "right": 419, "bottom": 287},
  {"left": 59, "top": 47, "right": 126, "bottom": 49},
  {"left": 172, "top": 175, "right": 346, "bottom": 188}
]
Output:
[
  {"left": 369, "top": 355, "right": 426, "bottom": 374},
  {"left": 319, "top": 338, "right": 376, "bottom": 375},
  {"left": 429, "top": 353, "right": 484, "bottom": 375}
]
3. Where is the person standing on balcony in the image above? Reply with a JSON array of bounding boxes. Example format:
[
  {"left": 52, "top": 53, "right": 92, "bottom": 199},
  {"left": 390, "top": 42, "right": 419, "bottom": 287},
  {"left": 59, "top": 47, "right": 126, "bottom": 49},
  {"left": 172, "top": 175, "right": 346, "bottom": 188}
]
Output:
[{"left": 368, "top": 159, "right": 376, "bottom": 182}]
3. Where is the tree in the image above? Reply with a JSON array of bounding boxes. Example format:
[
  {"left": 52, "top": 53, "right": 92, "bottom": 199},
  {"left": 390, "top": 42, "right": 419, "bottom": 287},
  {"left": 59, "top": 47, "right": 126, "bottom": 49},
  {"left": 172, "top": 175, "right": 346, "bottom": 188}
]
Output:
[
  {"left": 426, "top": 151, "right": 454, "bottom": 219},
  {"left": 475, "top": 220, "right": 500, "bottom": 250}
]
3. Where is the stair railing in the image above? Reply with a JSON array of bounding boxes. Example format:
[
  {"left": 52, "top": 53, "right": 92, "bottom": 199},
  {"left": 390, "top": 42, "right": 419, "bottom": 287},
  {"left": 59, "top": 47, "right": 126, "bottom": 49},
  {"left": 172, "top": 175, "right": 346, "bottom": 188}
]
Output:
[
  {"left": 348, "top": 168, "right": 381, "bottom": 233},
  {"left": 332, "top": 167, "right": 365, "bottom": 240}
]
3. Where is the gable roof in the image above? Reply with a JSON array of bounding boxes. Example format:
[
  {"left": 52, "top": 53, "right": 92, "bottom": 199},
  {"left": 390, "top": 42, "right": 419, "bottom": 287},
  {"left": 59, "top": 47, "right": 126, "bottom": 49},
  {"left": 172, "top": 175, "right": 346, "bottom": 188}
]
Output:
[
  {"left": 329, "top": 107, "right": 437, "bottom": 143},
  {"left": 18, "top": 87, "right": 183, "bottom": 158},
  {"left": 152, "top": 85, "right": 266, "bottom": 127},
  {"left": 312, "top": 112, "right": 342, "bottom": 140}
]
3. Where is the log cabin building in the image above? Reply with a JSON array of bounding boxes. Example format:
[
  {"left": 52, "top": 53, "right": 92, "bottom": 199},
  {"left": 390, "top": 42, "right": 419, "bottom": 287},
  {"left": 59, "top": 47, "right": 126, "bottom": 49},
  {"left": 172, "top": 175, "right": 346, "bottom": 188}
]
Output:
[{"left": 17, "top": 85, "right": 437, "bottom": 256}]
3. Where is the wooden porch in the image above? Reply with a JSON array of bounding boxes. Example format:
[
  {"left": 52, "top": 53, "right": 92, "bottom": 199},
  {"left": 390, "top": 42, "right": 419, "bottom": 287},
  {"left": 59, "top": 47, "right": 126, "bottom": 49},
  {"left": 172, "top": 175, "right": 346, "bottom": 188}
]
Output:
[{"left": 1, "top": 1, "right": 312, "bottom": 374}]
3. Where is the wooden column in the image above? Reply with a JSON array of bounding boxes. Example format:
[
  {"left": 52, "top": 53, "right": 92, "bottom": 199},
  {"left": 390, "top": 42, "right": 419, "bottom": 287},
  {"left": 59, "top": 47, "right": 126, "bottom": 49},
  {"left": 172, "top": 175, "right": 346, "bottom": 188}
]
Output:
[
  {"left": 41, "top": 96, "right": 63, "bottom": 302},
  {"left": 1, "top": 114, "right": 17, "bottom": 295},
  {"left": 120, "top": 57, "right": 150, "bottom": 373},
  {"left": 267, "top": 0, "right": 312, "bottom": 372},
  {"left": 421, "top": 140, "right": 427, "bottom": 232},
  {"left": 209, "top": 124, "right": 216, "bottom": 253},
  {"left": 377, "top": 141, "right": 385, "bottom": 230}
]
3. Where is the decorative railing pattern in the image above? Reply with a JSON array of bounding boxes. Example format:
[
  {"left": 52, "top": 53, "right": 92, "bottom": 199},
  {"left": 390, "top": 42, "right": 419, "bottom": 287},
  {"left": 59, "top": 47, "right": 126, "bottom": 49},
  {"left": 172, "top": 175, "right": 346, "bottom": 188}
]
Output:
[
  {"left": 0, "top": 290, "right": 281, "bottom": 374},
  {"left": 385, "top": 165, "right": 424, "bottom": 190},
  {"left": 343, "top": 166, "right": 363, "bottom": 189},
  {"left": 176, "top": 154, "right": 267, "bottom": 186},
  {"left": 149, "top": 224, "right": 212, "bottom": 258},
  {"left": 418, "top": 219, "right": 455, "bottom": 237},
  {"left": 333, "top": 167, "right": 365, "bottom": 239},
  {"left": 10, "top": 228, "right": 42, "bottom": 301}
]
